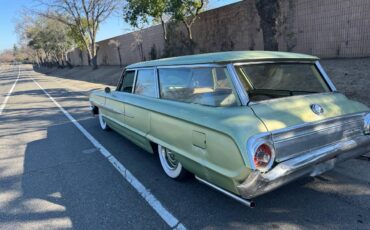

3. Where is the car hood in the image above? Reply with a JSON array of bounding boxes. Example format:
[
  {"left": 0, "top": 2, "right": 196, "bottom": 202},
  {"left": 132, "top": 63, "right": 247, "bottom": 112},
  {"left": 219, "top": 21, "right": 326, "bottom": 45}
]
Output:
[{"left": 249, "top": 92, "right": 369, "bottom": 132}]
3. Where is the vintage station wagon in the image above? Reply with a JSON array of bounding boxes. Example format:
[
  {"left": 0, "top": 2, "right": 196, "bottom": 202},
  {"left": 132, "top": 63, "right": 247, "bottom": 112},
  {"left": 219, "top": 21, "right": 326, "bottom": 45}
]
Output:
[{"left": 89, "top": 51, "right": 370, "bottom": 207}]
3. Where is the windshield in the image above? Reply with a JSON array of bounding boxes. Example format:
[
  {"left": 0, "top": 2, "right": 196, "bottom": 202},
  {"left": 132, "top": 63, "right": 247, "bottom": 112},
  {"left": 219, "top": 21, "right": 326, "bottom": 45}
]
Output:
[{"left": 236, "top": 63, "right": 330, "bottom": 102}]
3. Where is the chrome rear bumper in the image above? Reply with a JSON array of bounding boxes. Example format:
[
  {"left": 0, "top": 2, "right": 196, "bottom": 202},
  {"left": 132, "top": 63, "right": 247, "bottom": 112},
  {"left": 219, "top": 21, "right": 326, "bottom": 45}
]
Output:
[{"left": 237, "top": 135, "right": 370, "bottom": 199}]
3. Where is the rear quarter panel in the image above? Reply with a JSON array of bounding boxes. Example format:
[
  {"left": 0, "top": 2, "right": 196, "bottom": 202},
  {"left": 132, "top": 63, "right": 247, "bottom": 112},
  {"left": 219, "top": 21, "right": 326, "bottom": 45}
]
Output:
[
  {"left": 125, "top": 97, "right": 268, "bottom": 194},
  {"left": 90, "top": 90, "right": 269, "bottom": 194}
]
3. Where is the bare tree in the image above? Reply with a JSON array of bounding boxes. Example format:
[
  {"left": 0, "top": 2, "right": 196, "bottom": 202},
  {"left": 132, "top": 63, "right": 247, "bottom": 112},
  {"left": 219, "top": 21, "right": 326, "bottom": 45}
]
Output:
[
  {"left": 255, "top": 0, "right": 280, "bottom": 51},
  {"left": 131, "top": 30, "right": 145, "bottom": 61},
  {"left": 108, "top": 39, "right": 123, "bottom": 67},
  {"left": 34, "top": 0, "right": 119, "bottom": 69}
]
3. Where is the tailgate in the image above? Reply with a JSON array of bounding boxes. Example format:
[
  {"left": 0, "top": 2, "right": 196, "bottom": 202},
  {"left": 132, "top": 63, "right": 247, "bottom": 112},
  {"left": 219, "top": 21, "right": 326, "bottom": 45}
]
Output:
[{"left": 250, "top": 93, "right": 369, "bottom": 162}]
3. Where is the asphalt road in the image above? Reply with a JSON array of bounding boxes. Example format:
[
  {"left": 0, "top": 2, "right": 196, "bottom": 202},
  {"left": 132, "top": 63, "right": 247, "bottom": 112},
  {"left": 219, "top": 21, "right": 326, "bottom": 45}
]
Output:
[{"left": 0, "top": 65, "right": 369, "bottom": 230}]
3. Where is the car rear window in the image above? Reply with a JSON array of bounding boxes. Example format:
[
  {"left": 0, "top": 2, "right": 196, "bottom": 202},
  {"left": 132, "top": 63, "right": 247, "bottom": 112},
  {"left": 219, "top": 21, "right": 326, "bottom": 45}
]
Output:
[{"left": 237, "top": 63, "right": 330, "bottom": 101}]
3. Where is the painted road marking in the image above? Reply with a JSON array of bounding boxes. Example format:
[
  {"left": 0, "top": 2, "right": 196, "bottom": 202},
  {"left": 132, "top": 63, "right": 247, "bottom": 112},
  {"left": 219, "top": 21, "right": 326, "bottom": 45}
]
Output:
[
  {"left": 29, "top": 74, "right": 186, "bottom": 230},
  {"left": 0, "top": 66, "right": 20, "bottom": 115}
]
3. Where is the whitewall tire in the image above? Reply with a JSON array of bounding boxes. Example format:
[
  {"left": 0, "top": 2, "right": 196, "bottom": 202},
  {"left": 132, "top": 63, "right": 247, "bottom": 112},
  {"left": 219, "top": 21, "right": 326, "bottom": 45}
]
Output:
[
  {"left": 99, "top": 112, "right": 110, "bottom": 131},
  {"left": 158, "top": 145, "right": 190, "bottom": 180}
]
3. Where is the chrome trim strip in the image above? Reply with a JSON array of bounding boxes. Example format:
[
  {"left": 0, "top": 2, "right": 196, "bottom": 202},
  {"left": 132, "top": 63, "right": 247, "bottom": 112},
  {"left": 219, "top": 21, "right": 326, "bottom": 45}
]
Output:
[
  {"left": 246, "top": 112, "right": 367, "bottom": 167},
  {"left": 156, "top": 64, "right": 226, "bottom": 69},
  {"left": 154, "top": 67, "right": 160, "bottom": 99},
  {"left": 248, "top": 92, "right": 337, "bottom": 106},
  {"left": 238, "top": 134, "right": 370, "bottom": 198},
  {"left": 101, "top": 105, "right": 125, "bottom": 115},
  {"left": 104, "top": 114, "right": 146, "bottom": 137},
  {"left": 315, "top": 61, "right": 337, "bottom": 92},
  {"left": 195, "top": 176, "right": 255, "bottom": 208},
  {"left": 250, "top": 112, "right": 366, "bottom": 141},
  {"left": 266, "top": 138, "right": 363, "bottom": 180},
  {"left": 274, "top": 122, "right": 363, "bottom": 144},
  {"left": 272, "top": 112, "right": 365, "bottom": 136},
  {"left": 233, "top": 60, "right": 316, "bottom": 66},
  {"left": 115, "top": 68, "right": 126, "bottom": 91},
  {"left": 132, "top": 69, "right": 138, "bottom": 94},
  {"left": 275, "top": 130, "right": 364, "bottom": 163},
  {"left": 227, "top": 64, "right": 249, "bottom": 106},
  {"left": 133, "top": 67, "right": 156, "bottom": 70}
]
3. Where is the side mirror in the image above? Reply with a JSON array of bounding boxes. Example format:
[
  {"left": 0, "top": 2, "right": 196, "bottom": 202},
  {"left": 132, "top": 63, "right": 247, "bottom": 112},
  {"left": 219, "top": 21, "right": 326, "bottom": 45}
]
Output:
[{"left": 104, "top": 87, "right": 111, "bottom": 94}]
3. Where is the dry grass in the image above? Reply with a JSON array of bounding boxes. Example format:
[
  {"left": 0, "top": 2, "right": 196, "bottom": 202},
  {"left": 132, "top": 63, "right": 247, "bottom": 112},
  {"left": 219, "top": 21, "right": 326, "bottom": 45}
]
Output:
[
  {"left": 36, "top": 58, "right": 370, "bottom": 107},
  {"left": 321, "top": 58, "right": 370, "bottom": 107}
]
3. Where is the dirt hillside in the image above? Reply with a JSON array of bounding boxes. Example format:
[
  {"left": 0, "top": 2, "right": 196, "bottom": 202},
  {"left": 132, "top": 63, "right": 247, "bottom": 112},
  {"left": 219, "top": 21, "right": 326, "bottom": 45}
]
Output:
[{"left": 35, "top": 58, "right": 370, "bottom": 107}]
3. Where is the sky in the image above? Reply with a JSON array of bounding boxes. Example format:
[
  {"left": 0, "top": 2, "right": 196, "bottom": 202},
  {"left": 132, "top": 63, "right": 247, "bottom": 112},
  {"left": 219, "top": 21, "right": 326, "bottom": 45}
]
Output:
[{"left": 0, "top": 0, "right": 241, "bottom": 52}]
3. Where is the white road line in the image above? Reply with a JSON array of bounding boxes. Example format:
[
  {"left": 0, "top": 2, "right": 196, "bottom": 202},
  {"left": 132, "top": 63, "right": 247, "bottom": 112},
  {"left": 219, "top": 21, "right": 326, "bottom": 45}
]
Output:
[
  {"left": 0, "top": 66, "right": 20, "bottom": 115},
  {"left": 29, "top": 75, "right": 186, "bottom": 230}
]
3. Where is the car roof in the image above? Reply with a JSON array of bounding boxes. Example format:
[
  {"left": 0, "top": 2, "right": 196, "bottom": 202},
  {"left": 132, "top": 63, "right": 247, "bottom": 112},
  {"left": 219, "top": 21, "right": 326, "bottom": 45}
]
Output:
[{"left": 126, "top": 51, "right": 319, "bottom": 69}]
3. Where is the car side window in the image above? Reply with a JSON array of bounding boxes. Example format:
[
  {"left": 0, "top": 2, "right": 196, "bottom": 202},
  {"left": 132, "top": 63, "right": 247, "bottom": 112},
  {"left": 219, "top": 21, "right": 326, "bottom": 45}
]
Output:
[
  {"left": 119, "top": 71, "right": 135, "bottom": 93},
  {"left": 158, "top": 67, "right": 238, "bottom": 107},
  {"left": 191, "top": 68, "right": 213, "bottom": 88},
  {"left": 134, "top": 69, "right": 157, "bottom": 97}
]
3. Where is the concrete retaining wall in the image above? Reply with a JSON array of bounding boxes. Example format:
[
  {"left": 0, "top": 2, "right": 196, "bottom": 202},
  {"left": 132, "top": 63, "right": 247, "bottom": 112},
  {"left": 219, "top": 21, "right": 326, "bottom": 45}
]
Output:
[{"left": 67, "top": 0, "right": 370, "bottom": 66}]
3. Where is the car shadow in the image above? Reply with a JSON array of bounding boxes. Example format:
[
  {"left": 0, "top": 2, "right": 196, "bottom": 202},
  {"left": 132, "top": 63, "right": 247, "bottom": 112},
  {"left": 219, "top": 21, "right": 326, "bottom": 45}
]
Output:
[{"left": 0, "top": 115, "right": 169, "bottom": 229}]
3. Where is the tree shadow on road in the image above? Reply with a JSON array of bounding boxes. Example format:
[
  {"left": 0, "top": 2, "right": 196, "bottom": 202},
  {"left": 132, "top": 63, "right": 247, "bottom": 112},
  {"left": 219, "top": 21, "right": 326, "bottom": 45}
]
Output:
[{"left": 1, "top": 65, "right": 369, "bottom": 229}]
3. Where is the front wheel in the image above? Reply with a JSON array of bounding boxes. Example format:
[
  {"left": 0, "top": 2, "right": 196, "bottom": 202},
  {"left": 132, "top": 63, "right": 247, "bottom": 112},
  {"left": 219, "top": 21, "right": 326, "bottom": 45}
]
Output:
[
  {"left": 158, "top": 145, "right": 190, "bottom": 180},
  {"left": 98, "top": 112, "right": 111, "bottom": 131}
]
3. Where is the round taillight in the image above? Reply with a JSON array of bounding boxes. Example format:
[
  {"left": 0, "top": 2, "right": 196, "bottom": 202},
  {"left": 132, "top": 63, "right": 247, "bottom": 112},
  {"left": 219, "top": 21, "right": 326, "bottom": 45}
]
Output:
[{"left": 253, "top": 144, "right": 273, "bottom": 170}]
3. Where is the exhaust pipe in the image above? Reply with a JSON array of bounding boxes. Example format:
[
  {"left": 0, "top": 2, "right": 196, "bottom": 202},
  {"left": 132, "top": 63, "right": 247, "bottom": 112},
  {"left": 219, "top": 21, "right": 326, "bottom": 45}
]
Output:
[{"left": 195, "top": 176, "right": 256, "bottom": 208}]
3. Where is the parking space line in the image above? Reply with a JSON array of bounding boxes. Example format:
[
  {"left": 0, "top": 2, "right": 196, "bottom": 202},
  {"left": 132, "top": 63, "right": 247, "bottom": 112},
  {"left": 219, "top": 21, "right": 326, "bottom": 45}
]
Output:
[
  {"left": 29, "top": 74, "right": 186, "bottom": 230},
  {"left": 0, "top": 66, "right": 20, "bottom": 115}
]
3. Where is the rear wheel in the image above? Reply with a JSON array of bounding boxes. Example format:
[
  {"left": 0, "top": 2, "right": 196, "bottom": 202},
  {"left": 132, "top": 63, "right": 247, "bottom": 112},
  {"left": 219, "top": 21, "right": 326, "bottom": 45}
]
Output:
[
  {"left": 158, "top": 145, "right": 190, "bottom": 180},
  {"left": 98, "top": 112, "right": 110, "bottom": 131}
]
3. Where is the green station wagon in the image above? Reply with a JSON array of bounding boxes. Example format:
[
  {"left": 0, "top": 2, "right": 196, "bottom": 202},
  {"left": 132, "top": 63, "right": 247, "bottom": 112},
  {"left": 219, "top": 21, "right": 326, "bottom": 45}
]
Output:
[{"left": 89, "top": 51, "right": 370, "bottom": 207}]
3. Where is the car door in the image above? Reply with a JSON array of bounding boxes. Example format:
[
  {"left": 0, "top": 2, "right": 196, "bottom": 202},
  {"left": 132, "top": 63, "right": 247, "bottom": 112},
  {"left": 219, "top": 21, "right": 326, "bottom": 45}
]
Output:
[
  {"left": 150, "top": 66, "right": 241, "bottom": 182},
  {"left": 123, "top": 68, "right": 158, "bottom": 152},
  {"left": 103, "top": 70, "right": 135, "bottom": 127},
  {"left": 124, "top": 68, "right": 157, "bottom": 133}
]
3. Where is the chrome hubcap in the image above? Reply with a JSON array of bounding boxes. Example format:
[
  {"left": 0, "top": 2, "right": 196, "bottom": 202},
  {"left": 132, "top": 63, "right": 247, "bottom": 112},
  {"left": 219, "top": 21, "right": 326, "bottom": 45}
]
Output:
[{"left": 163, "top": 148, "right": 178, "bottom": 170}]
